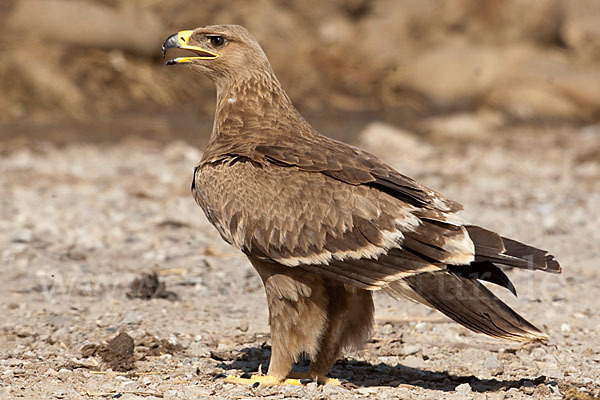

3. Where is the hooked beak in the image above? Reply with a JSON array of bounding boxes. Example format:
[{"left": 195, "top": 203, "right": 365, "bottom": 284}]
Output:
[{"left": 162, "top": 30, "right": 219, "bottom": 65}]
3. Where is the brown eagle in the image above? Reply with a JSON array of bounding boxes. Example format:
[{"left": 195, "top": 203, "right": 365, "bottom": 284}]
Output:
[{"left": 162, "top": 25, "right": 560, "bottom": 386}]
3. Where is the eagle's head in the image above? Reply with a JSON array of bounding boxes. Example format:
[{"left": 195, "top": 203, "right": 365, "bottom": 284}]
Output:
[{"left": 162, "top": 24, "right": 273, "bottom": 82}]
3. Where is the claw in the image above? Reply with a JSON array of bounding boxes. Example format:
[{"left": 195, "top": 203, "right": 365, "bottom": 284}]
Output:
[
  {"left": 224, "top": 374, "right": 303, "bottom": 386},
  {"left": 222, "top": 373, "right": 341, "bottom": 386}
]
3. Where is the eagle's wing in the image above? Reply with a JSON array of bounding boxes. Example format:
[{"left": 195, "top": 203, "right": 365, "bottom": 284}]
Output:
[
  {"left": 254, "top": 136, "right": 463, "bottom": 213},
  {"left": 252, "top": 137, "right": 559, "bottom": 272},
  {"left": 194, "top": 138, "right": 559, "bottom": 341},
  {"left": 195, "top": 141, "right": 558, "bottom": 287}
]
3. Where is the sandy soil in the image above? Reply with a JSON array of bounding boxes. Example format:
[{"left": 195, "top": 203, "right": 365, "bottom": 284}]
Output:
[{"left": 1, "top": 123, "right": 599, "bottom": 399}]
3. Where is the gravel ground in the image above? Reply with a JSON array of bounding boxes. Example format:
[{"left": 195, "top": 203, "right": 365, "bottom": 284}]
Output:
[{"left": 1, "top": 123, "right": 599, "bottom": 399}]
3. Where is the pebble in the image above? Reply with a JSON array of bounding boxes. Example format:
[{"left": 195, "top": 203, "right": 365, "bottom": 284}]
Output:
[
  {"left": 484, "top": 354, "right": 504, "bottom": 376},
  {"left": 531, "top": 347, "right": 547, "bottom": 361},
  {"left": 122, "top": 312, "right": 143, "bottom": 325},
  {"left": 561, "top": 323, "right": 571, "bottom": 335},
  {"left": 121, "top": 380, "right": 139, "bottom": 391},
  {"left": 381, "top": 322, "right": 394, "bottom": 335},
  {"left": 403, "top": 344, "right": 421, "bottom": 355},
  {"left": 415, "top": 322, "right": 427, "bottom": 333},
  {"left": 168, "top": 333, "right": 179, "bottom": 346},
  {"left": 549, "top": 384, "right": 561, "bottom": 395},
  {"left": 520, "top": 381, "right": 535, "bottom": 395},
  {"left": 455, "top": 383, "right": 472, "bottom": 394},
  {"left": 402, "top": 355, "right": 425, "bottom": 369}
]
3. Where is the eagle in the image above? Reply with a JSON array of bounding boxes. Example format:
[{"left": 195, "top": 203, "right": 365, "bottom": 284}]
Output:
[{"left": 162, "top": 25, "right": 561, "bottom": 386}]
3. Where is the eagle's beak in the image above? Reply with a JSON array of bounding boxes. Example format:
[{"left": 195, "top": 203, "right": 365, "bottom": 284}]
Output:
[{"left": 162, "top": 30, "right": 219, "bottom": 65}]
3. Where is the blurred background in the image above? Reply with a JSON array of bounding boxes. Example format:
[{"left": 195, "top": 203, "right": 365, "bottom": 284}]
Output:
[{"left": 1, "top": 0, "right": 600, "bottom": 146}]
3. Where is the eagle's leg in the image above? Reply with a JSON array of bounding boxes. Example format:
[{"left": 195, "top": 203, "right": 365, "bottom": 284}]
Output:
[
  {"left": 307, "top": 284, "right": 374, "bottom": 382},
  {"left": 224, "top": 258, "right": 328, "bottom": 386}
]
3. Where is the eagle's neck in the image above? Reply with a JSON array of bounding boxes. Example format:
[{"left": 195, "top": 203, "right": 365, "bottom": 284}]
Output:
[{"left": 202, "top": 72, "right": 315, "bottom": 161}]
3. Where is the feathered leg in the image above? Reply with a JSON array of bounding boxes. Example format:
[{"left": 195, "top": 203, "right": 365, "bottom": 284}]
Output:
[
  {"left": 225, "top": 258, "right": 328, "bottom": 385},
  {"left": 308, "top": 284, "right": 374, "bottom": 381}
]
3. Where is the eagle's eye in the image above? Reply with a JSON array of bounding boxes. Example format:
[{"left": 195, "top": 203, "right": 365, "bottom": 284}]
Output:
[{"left": 209, "top": 36, "right": 226, "bottom": 47}]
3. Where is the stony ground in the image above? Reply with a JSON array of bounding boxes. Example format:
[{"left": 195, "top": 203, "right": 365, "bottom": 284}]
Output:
[{"left": 1, "top": 121, "right": 599, "bottom": 399}]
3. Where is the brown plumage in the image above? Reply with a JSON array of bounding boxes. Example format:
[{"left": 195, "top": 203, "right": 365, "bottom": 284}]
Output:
[{"left": 163, "top": 25, "right": 561, "bottom": 383}]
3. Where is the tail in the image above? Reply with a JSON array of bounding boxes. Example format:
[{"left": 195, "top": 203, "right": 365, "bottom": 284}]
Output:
[
  {"left": 395, "top": 271, "right": 548, "bottom": 341},
  {"left": 384, "top": 226, "right": 561, "bottom": 341},
  {"left": 465, "top": 225, "right": 561, "bottom": 273},
  {"left": 376, "top": 218, "right": 560, "bottom": 341}
]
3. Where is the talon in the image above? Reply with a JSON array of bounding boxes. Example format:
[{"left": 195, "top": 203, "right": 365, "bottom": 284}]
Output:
[{"left": 224, "top": 374, "right": 304, "bottom": 386}]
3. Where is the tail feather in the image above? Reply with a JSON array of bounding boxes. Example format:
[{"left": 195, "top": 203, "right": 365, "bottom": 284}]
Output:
[
  {"left": 399, "top": 271, "right": 548, "bottom": 342},
  {"left": 448, "top": 262, "right": 517, "bottom": 296},
  {"left": 466, "top": 225, "right": 561, "bottom": 273}
]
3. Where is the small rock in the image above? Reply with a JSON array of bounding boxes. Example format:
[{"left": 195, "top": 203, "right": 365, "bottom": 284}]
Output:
[
  {"left": 402, "top": 355, "right": 425, "bottom": 369},
  {"left": 141, "top": 376, "right": 153, "bottom": 385},
  {"left": 561, "top": 323, "right": 571, "bottom": 335},
  {"left": 531, "top": 347, "right": 547, "bottom": 361},
  {"left": 123, "top": 311, "right": 143, "bottom": 325},
  {"left": 520, "top": 380, "right": 535, "bottom": 395},
  {"left": 81, "top": 343, "right": 98, "bottom": 358},
  {"left": 127, "top": 272, "right": 177, "bottom": 300},
  {"left": 484, "top": 354, "right": 504, "bottom": 376},
  {"left": 415, "top": 322, "right": 427, "bottom": 333},
  {"left": 98, "top": 332, "right": 135, "bottom": 371},
  {"left": 455, "top": 383, "right": 472, "bottom": 395},
  {"left": 121, "top": 380, "right": 139, "bottom": 391},
  {"left": 403, "top": 344, "right": 421, "bottom": 356},
  {"left": 168, "top": 333, "right": 178, "bottom": 346}
]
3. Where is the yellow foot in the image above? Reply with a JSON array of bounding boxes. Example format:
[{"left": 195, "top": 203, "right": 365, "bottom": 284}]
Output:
[
  {"left": 224, "top": 374, "right": 303, "bottom": 386},
  {"left": 223, "top": 373, "right": 341, "bottom": 386}
]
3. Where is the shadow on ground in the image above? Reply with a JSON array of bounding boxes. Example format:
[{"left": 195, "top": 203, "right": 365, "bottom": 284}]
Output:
[{"left": 214, "top": 345, "right": 554, "bottom": 393}]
